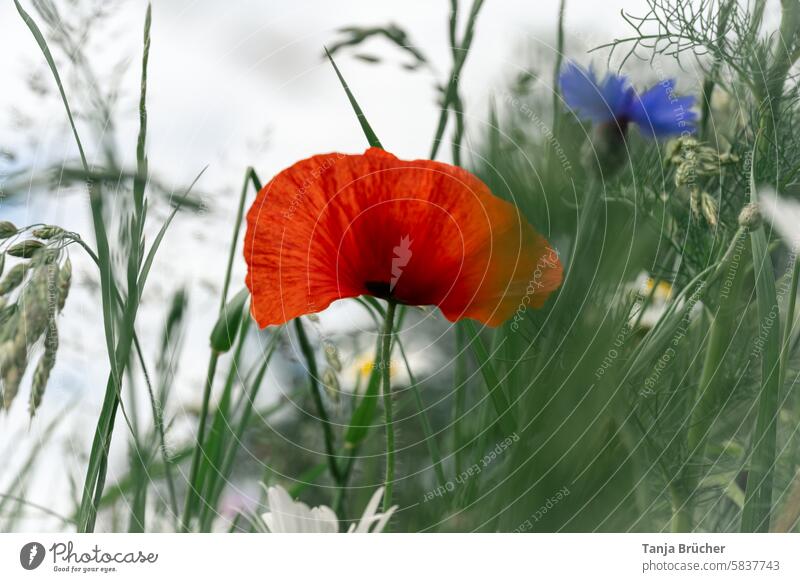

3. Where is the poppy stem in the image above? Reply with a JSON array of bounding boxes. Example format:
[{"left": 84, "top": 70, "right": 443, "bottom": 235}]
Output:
[{"left": 381, "top": 300, "right": 399, "bottom": 512}]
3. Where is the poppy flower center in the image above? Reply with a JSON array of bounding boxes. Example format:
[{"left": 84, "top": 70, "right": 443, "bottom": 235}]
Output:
[{"left": 364, "top": 280, "right": 393, "bottom": 299}]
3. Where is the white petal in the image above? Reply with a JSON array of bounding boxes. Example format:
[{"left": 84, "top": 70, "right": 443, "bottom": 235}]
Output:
[
  {"left": 352, "top": 487, "right": 385, "bottom": 533},
  {"left": 266, "top": 486, "right": 296, "bottom": 532},
  {"left": 261, "top": 511, "right": 276, "bottom": 533},
  {"left": 310, "top": 506, "right": 339, "bottom": 533},
  {"left": 759, "top": 188, "right": 800, "bottom": 248},
  {"left": 371, "top": 505, "right": 398, "bottom": 533},
  {"left": 264, "top": 485, "right": 340, "bottom": 533}
]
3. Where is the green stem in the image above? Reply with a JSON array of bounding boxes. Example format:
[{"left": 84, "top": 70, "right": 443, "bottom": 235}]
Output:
[
  {"left": 181, "top": 167, "right": 260, "bottom": 531},
  {"left": 670, "top": 485, "right": 693, "bottom": 533},
  {"left": 463, "top": 320, "right": 517, "bottom": 435},
  {"left": 755, "top": 0, "right": 800, "bottom": 156},
  {"left": 222, "top": 168, "right": 262, "bottom": 312},
  {"left": 294, "top": 318, "right": 343, "bottom": 485},
  {"left": 201, "top": 330, "right": 281, "bottom": 531},
  {"left": 381, "top": 300, "right": 398, "bottom": 512},
  {"left": 699, "top": 0, "right": 735, "bottom": 139},
  {"left": 333, "top": 454, "right": 356, "bottom": 519},
  {"left": 196, "top": 315, "right": 252, "bottom": 530},
  {"left": 780, "top": 255, "right": 800, "bottom": 385},
  {"left": 551, "top": 0, "right": 566, "bottom": 146},
  {"left": 452, "top": 324, "right": 467, "bottom": 477},
  {"left": 429, "top": 0, "right": 486, "bottom": 160},
  {"left": 742, "top": 203, "right": 782, "bottom": 532},
  {"left": 13, "top": 1, "right": 135, "bottom": 532},
  {"left": 72, "top": 235, "right": 179, "bottom": 525},
  {"left": 181, "top": 351, "right": 219, "bottom": 531},
  {"left": 396, "top": 337, "right": 447, "bottom": 487},
  {"left": 688, "top": 228, "right": 748, "bottom": 455}
]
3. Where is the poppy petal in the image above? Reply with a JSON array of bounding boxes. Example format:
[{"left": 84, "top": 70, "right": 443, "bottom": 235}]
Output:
[{"left": 244, "top": 148, "right": 562, "bottom": 327}]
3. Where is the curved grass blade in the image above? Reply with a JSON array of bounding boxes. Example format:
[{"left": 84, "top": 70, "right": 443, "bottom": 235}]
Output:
[
  {"left": 742, "top": 161, "right": 782, "bottom": 532},
  {"left": 324, "top": 47, "right": 383, "bottom": 149},
  {"left": 14, "top": 0, "right": 118, "bottom": 380},
  {"left": 462, "top": 320, "right": 516, "bottom": 435}
]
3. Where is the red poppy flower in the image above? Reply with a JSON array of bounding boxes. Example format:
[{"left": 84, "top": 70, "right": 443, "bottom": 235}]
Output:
[{"left": 244, "top": 147, "right": 562, "bottom": 327}]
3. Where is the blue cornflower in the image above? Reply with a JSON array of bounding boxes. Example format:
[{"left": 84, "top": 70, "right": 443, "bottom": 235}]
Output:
[{"left": 559, "top": 62, "right": 697, "bottom": 139}]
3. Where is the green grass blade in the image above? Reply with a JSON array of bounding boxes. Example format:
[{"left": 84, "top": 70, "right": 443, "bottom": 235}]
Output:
[
  {"left": 324, "top": 47, "right": 383, "bottom": 149},
  {"left": 14, "top": 0, "right": 119, "bottom": 380},
  {"left": 195, "top": 312, "right": 252, "bottom": 530},
  {"left": 343, "top": 335, "right": 383, "bottom": 447},
  {"left": 741, "top": 189, "right": 782, "bottom": 532},
  {"left": 429, "top": 0, "right": 486, "bottom": 161},
  {"left": 138, "top": 166, "right": 207, "bottom": 295},
  {"left": 133, "top": 4, "right": 151, "bottom": 218},
  {"left": 396, "top": 336, "right": 447, "bottom": 486},
  {"left": 200, "top": 330, "right": 282, "bottom": 530},
  {"left": 462, "top": 320, "right": 517, "bottom": 435},
  {"left": 379, "top": 301, "right": 399, "bottom": 511},
  {"left": 219, "top": 168, "right": 261, "bottom": 309},
  {"left": 183, "top": 166, "right": 261, "bottom": 531},
  {"left": 294, "top": 318, "right": 342, "bottom": 485},
  {"left": 127, "top": 446, "right": 147, "bottom": 533}
]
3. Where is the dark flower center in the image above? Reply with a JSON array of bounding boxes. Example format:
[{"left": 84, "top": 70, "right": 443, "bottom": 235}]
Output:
[{"left": 364, "top": 280, "right": 392, "bottom": 299}]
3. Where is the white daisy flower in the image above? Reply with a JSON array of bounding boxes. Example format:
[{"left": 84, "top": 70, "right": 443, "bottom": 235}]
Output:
[
  {"left": 261, "top": 485, "right": 397, "bottom": 533},
  {"left": 635, "top": 276, "right": 674, "bottom": 330},
  {"left": 758, "top": 188, "right": 800, "bottom": 250},
  {"left": 629, "top": 273, "right": 702, "bottom": 330}
]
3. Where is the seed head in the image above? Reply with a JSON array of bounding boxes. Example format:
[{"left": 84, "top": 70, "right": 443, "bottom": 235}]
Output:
[
  {"left": 0, "top": 303, "right": 15, "bottom": 329},
  {"left": 1, "top": 337, "right": 27, "bottom": 409},
  {"left": 689, "top": 187, "right": 701, "bottom": 220},
  {"left": 0, "top": 306, "right": 18, "bottom": 342},
  {"left": 701, "top": 192, "right": 719, "bottom": 228},
  {"left": 323, "top": 341, "right": 342, "bottom": 372},
  {"left": 17, "top": 266, "right": 50, "bottom": 348},
  {"left": 668, "top": 136, "right": 728, "bottom": 189},
  {"left": 7, "top": 240, "right": 45, "bottom": 259},
  {"left": 31, "top": 225, "right": 64, "bottom": 240},
  {"left": 30, "top": 324, "right": 58, "bottom": 416},
  {"left": 0, "top": 264, "right": 27, "bottom": 295},
  {"left": 738, "top": 202, "right": 762, "bottom": 231},
  {"left": 57, "top": 258, "right": 72, "bottom": 312},
  {"left": 322, "top": 367, "right": 340, "bottom": 404},
  {"left": 0, "top": 221, "right": 17, "bottom": 239}
]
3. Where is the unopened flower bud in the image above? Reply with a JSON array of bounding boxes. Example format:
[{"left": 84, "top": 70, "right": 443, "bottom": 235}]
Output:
[
  {"left": 210, "top": 288, "right": 249, "bottom": 353},
  {"left": 738, "top": 202, "right": 761, "bottom": 230}
]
